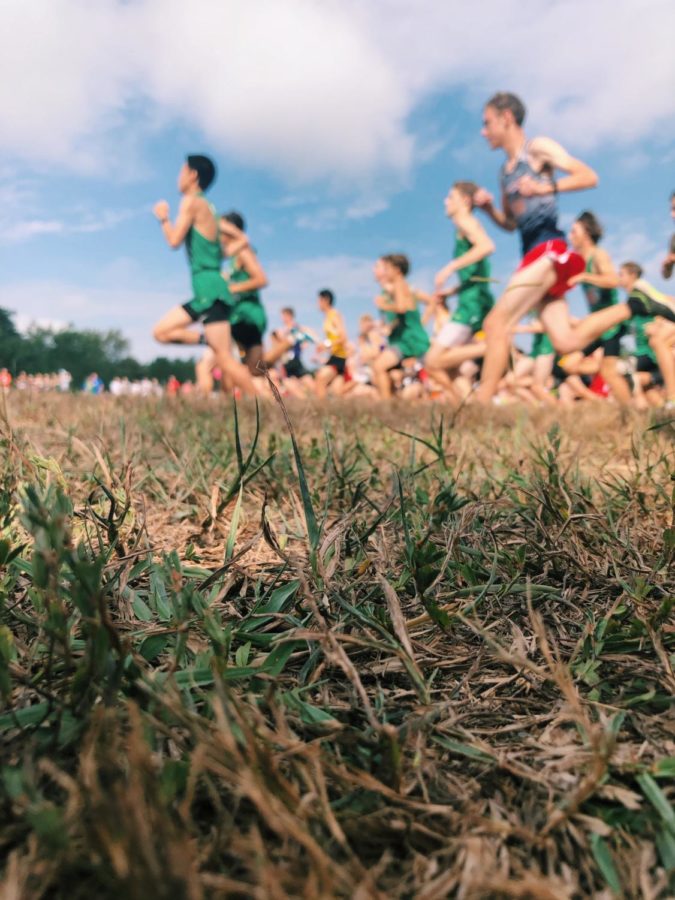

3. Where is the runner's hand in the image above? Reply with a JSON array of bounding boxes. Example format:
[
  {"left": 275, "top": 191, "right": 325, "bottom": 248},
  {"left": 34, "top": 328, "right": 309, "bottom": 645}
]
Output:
[
  {"left": 153, "top": 201, "right": 170, "bottom": 221},
  {"left": 473, "top": 188, "right": 493, "bottom": 208},
  {"left": 434, "top": 263, "right": 455, "bottom": 291},
  {"left": 515, "top": 175, "right": 548, "bottom": 197},
  {"left": 220, "top": 219, "right": 246, "bottom": 238},
  {"left": 567, "top": 273, "right": 584, "bottom": 288}
]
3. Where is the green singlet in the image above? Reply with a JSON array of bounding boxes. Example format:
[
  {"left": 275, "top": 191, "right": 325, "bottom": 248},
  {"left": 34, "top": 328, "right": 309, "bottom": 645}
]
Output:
[
  {"left": 530, "top": 331, "right": 554, "bottom": 358},
  {"left": 185, "top": 196, "right": 231, "bottom": 316},
  {"left": 631, "top": 314, "right": 656, "bottom": 363},
  {"left": 388, "top": 293, "right": 431, "bottom": 359},
  {"left": 228, "top": 256, "right": 267, "bottom": 337},
  {"left": 451, "top": 234, "right": 495, "bottom": 331},
  {"left": 582, "top": 256, "right": 621, "bottom": 341}
]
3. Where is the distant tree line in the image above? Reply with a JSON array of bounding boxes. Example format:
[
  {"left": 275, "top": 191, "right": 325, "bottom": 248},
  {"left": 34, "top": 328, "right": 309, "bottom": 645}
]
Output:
[{"left": 0, "top": 307, "right": 196, "bottom": 387}]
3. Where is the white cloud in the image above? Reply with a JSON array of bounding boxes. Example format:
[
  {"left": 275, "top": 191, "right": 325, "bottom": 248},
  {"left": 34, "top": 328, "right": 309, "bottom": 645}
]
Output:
[
  {"left": 1, "top": 0, "right": 673, "bottom": 186},
  {"left": 294, "top": 208, "right": 342, "bottom": 232},
  {"left": 0, "top": 175, "right": 142, "bottom": 244}
]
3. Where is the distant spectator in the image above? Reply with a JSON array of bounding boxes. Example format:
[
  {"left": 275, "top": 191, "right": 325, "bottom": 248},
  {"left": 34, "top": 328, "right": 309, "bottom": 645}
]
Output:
[
  {"left": 83, "top": 372, "right": 104, "bottom": 394},
  {"left": 166, "top": 375, "right": 181, "bottom": 396},
  {"left": 58, "top": 369, "right": 72, "bottom": 392}
]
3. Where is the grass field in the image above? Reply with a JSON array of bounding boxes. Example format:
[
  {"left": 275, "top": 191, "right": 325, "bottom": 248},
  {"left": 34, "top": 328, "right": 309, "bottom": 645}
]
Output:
[{"left": 1, "top": 393, "right": 674, "bottom": 899}]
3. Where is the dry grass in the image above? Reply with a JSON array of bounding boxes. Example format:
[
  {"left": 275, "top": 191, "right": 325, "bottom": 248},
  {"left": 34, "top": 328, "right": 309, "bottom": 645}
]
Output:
[{"left": 0, "top": 393, "right": 674, "bottom": 899}]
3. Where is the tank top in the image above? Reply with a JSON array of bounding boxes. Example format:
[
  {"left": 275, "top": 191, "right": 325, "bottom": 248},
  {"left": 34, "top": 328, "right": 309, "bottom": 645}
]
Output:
[
  {"left": 287, "top": 326, "right": 313, "bottom": 361},
  {"left": 582, "top": 256, "right": 621, "bottom": 339},
  {"left": 500, "top": 143, "right": 563, "bottom": 255},
  {"left": 388, "top": 294, "right": 431, "bottom": 358},
  {"left": 324, "top": 309, "right": 347, "bottom": 358},
  {"left": 228, "top": 254, "right": 261, "bottom": 304},
  {"left": 454, "top": 234, "right": 493, "bottom": 295},
  {"left": 185, "top": 195, "right": 222, "bottom": 282}
]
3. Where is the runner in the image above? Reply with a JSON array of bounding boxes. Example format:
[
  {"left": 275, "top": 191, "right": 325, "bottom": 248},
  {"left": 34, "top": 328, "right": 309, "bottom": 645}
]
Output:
[
  {"left": 152, "top": 155, "right": 255, "bottom": 396},
  {"left": 276, "top": 307, "right": 318, "bottom": 378},
  {"left": 472, "top": 93, "right": 675, "bottom": 403},
  {"left": 566, "top": 211, "right": 632, "bottom": 404},
  {"left": 646, "top": 317, "right": 675, "bottom": 408},
  {"left": 340, "top": 314, "right": 382, "bottom": 398},
  {"left": 314, "top": 290, "right": 349, "bottom": 399},
  {"left": 220, "top": 211, "right": 269, "bottom": 376},
  {"left": 520, "top": 320, "right": 556, "bottom": 404},
  {"left": 426, "top": 180, "right": 495, "bottom": 399},
  {"left": 620, "top": 262, "right": 666, "bottom": 406},
  {"left": 371, "top": 254, "right": 431, "bottom": 400}
]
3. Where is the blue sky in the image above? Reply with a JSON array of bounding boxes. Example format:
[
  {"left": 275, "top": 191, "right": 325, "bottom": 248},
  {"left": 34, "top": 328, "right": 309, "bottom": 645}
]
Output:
[{"left": 0, "top": 0, "right": 673, "bottom": 361}]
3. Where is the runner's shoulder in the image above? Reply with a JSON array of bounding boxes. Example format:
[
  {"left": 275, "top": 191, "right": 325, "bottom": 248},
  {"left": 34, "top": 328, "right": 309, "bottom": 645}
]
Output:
[{"left": 528, "top": 135, "right": 571, "bottom": 168}]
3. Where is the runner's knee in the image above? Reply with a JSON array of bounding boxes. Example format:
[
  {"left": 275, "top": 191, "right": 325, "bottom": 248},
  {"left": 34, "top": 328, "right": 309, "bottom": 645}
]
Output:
[
  {"left": 425, "top": 347, "right": 442, "bottom": 369},
  {"left": 482, "top": 310, "right": 508, "bottom": 338},
  {"left": 548, "top": 332, "right": 578, "bottom": 355}
]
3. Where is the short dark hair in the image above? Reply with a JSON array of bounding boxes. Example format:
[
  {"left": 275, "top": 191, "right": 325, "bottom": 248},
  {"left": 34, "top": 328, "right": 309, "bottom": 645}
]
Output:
[
  {"left": 453, "top": 180, "right": 479, "bottom": 207},
  {"left": 186, "top": 154, "right": 216, "bottom": 191},
  {"left": 384, "top": 253, "right": 410, "bottom": 276},
  {"left": 222, "top": 210, "right": 246, "bottom": 231},
  {"left": 485, "top": 92, "right": 526, "bottom": 126},
  {"left": 281, "top": 306, "right": 295, "bottom": 317},
  {"left": 577, "top": 211, "right": 603, "bottom": 244},
  {"left": 621, "top": 261, "right": 643, "bottom": 278},
  {"left": 319, "top": 289, "right": 335, "bottom": 306}
]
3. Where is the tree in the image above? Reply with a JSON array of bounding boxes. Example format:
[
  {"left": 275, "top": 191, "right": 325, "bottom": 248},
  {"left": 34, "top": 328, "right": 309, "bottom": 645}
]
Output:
[
  {"left": 0, "top": 308, "right": 23, "bottom": 372},
  {"left": 0, "top": 308, "right": 197, "bottom": 386}
]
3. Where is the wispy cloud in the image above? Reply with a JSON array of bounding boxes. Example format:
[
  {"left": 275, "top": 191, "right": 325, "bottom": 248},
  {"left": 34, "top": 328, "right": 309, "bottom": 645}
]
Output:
[{"left": 0, "top": 185, "right": 142, "bottom": 245}]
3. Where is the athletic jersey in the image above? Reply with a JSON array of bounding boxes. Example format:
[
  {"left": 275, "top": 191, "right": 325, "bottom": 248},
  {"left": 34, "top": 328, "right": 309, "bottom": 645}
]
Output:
[
  {"left": 324, "top": 308, "right": 347, "bottom": 359},
  {"left": 581, "top": 256, "right": 621, "bottom": 340},
  {"left": 501, "top": 144, "right": 563, "bottom": 255},
  {"left": 228, "top": 256, "right": 260, "bottom": 303},
  {"left": 632, "top": 315, "right": 656, "bottom": 362},
  {"left": 284, "top": 325, "right": 315, "bottom": 363},
  {"left": 628, "top": 282, "right": 659, "bottom": 362},
  {"left": 185, "top": 196, "right": 228, "bottom": 313},
  {"left": 228, "top": 254, "right": 267, "bottom": 335},
  {"left": 451, "top": 233, "right": 495, "bottom": 330},
  {"left": 530, "top": 331, "right": 554, "bottom": 358},
  {"left": 388, "top": 294, "right": 431, "bottom": 359}
]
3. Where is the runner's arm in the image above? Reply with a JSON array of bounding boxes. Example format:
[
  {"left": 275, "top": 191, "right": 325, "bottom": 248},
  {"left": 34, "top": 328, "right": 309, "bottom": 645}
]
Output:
[
  {"left": 154, "top": 196, "right": 195, "bottom": 249},
  {"left": 219, "top": 219, "right": 250, "bottom": 258},
  {"left": 227, "top": 247, "right": 269, "bottom": 293},
  {"left": 569, "top": 247, "right": 619, "bottom": 291},
  {"left": 437, "top": 285, "right": 460, "bottom": 300},
  {"left": 527, "top": 137, "right": 598, "bottom": 194},
  {"left": 220, "top": 236, "right": 249, "bottom": 259},
  {"left": 473, "top": 187, "right": 517, "bottom": 232},
  {"left": 420, "top": 294, "right": 440, "bottom": 326},
  {"left": 415, "top": 290, "right": 435, "bottom": 305},
  {"left": 375, "top": 286, "right": 409, "bottom": 314},
  {"left": 300, "top": 325, "right": 320, "bottom": 343},
  {"left": 374, "top": 292, "right": 395, "bottom": 312},
  {"left": 451, "top": 215, "right": 496, "bottom": 270}
]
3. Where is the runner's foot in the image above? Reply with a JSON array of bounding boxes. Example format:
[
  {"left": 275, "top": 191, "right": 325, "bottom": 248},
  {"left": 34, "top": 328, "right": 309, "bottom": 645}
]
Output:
[{"left": 627, "top": 283, "right": 675, "bottom": 323}]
